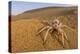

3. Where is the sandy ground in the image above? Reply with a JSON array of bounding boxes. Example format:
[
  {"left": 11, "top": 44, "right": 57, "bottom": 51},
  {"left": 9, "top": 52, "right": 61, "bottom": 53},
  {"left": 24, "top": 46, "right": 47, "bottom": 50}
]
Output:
[{"left": 11, "top": 19, "right": 77, "bottom": 53}]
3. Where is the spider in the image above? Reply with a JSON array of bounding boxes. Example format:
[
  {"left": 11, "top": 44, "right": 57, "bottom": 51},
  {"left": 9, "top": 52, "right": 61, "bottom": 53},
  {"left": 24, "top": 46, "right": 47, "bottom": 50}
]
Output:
[{"left": 37, "top": 19, "right": 75, "bottom": 47}]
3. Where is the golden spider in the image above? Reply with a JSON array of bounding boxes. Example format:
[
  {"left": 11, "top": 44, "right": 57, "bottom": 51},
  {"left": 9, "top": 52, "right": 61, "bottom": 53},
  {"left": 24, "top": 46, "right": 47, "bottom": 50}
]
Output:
[{"left": 37, "top": 19, "right": 75, "bottom": 47}]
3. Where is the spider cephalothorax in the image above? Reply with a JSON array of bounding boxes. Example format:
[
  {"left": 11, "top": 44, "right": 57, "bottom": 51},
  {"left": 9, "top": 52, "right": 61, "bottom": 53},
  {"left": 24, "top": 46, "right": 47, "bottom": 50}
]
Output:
[{"left": 37, "top": 19, "right": 74, "bottom": 48}]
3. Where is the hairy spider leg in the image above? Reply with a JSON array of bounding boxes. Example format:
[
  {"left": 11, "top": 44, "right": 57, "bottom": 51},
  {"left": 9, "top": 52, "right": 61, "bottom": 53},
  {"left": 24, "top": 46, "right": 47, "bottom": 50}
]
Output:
[
  {"left": 54, "top": 34, "right": 65, "bottom": 48},
  {"left": 37, "top": 26, "right": 50, "bottom": 35},
  {"left": 59, "top": 28, "right": 69, "bottom": 47},
  {"left": 58, "top": 29, "right": 65, "bottom": 46},
  {"left": 62, "top": 32, "right": 64, "bottom": 46},
  {"left": 63, "top": 31, "right": 70, "bottom": 47},
  {"left": 63, "top": 31, "right": 68, "bottom": 42},
  {"left": 63, "top": 25, "right": 75, "bottom": 32},
  {"left": 43, "top": 27, "right": 52, "bottom": 44}
]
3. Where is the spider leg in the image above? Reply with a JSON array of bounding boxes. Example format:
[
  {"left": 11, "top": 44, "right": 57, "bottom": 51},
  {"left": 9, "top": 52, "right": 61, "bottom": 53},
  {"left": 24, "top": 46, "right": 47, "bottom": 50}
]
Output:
[
  {"left": 58, "top": 29, "right": 65, "bottom": 46},
  {"left": 62, "top": 25, "right": 75, "bottom": 32},
  {"left": 60, "top": 29, "right": 70, "bottom": 48},
  {"left": 37, "top": 26, "right": 49, "bottom": 35},
  {"left": 63, "top": 31, "right": 68, "bottom": 42},
  {"left": 54, "top": 34, "right": 65, "bottom": 48},
  {"left": 43, "top": 27, "right": 52, "bottom": 44},
  {"left": 63, "top": 31, "right": 70, "bottom": 47},
  {"left": 62, "top": 32, "right": 64, "bottom": 46}
]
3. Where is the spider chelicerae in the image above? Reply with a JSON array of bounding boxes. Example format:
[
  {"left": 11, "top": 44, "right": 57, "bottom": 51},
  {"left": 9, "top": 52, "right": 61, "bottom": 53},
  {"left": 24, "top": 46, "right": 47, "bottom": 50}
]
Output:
[{"left": 37, "top": 19, "right": 75, "bottom": 48}]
